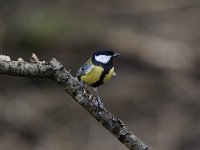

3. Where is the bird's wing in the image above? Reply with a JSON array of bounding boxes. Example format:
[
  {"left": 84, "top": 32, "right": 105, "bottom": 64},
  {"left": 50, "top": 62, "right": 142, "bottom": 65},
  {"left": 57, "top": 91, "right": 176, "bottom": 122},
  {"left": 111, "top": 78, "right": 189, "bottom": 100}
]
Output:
[{"left": 76, "top": 60, "right": 93, "bottom": 79}]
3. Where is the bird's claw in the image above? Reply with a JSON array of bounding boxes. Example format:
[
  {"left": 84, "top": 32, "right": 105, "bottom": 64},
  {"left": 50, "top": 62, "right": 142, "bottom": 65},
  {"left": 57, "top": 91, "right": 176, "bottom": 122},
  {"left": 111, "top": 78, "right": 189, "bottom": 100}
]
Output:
[
  {"left": 77, "top": 81, "right": 86, "bottom": 89},
  {"left": 96, "top": 96, "right": 104, "bottom": 108}
]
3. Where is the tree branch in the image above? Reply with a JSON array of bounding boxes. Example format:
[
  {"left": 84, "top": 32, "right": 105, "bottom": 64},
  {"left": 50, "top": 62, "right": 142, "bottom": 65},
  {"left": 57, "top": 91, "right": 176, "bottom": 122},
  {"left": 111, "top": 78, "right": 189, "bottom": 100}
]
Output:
[{"left": 0, "top": 55, "right": 150, "bottom": 150}]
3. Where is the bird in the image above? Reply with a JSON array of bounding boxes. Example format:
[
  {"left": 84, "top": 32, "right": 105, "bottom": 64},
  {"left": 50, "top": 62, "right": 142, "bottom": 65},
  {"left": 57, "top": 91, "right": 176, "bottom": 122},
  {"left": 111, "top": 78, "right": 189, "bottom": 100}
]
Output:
[{"left": 76, "top": 49, "right": 120, "bottom": 108}]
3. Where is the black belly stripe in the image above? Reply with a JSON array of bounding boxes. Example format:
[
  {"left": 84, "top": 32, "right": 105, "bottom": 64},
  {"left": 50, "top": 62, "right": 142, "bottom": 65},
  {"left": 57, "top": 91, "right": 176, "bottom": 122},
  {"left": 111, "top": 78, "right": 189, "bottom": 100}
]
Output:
[
  {"left": 91, "top": 69, "right": 109, "bottom": 87},
  {"left": 91, "top": 57, "right": 113, "bottom": 87}
]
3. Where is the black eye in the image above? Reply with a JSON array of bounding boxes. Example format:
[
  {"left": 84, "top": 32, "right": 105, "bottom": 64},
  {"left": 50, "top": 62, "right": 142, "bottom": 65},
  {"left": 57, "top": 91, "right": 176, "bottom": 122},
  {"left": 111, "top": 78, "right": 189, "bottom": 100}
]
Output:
[
  {"left": 93, "top": 49, "right": 114, "bottom": 56},
  {"left": 105, "top": 51, "right": 114, "bottom": 56}
]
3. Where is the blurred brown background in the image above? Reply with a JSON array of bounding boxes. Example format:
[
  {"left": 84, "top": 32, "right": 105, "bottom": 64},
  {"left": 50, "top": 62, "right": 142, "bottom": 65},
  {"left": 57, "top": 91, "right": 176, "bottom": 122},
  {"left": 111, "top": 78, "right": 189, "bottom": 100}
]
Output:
[{"left": 0, "top": 0, "right": 200, "bottom": 150}]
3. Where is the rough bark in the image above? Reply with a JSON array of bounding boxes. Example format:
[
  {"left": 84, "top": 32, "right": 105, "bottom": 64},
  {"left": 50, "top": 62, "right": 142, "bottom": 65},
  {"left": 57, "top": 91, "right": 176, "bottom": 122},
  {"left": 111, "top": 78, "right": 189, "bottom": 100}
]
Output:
[{"left": 0, "top": 56, "right": 150, "bottom": 150}]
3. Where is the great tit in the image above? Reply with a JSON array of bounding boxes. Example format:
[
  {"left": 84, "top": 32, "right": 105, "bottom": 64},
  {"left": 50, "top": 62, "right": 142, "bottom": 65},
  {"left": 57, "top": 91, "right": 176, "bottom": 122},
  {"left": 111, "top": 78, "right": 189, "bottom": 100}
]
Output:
[{"left": 76, "top": 49, "right": 120, "bottom": 107}]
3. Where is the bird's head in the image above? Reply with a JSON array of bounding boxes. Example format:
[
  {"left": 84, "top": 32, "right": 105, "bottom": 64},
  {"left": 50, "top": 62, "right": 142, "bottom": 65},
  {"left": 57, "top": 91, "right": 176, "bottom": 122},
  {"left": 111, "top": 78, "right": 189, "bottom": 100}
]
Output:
[{"left": 92, "top": 49, "right": 120, "bottom": 65}]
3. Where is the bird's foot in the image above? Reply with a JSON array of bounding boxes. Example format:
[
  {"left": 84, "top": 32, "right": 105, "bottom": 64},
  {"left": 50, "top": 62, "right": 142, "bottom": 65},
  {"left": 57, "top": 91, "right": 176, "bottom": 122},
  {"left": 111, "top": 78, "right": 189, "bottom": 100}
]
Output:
[
  {"left": 77, "top": 81, "right": 86, "bottom": 89},
  {"left": 96, "top": 96, "right": 104, "bottom": 108},
  {"left": 93, "top": 87, "right": 105, "bottom": 108}
]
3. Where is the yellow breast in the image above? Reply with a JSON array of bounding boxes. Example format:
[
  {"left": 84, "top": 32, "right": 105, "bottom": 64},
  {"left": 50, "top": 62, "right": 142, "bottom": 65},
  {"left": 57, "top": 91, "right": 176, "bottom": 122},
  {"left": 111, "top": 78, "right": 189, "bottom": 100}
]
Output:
[
  {"left": 80, "top": 66, "right": 103, "bottom": 85},
  {"left": 103, "top": 67, "right": 115, "bottom": 83},
  {"left": 80, "top": 65, "right": 115, "bottom": 86}
]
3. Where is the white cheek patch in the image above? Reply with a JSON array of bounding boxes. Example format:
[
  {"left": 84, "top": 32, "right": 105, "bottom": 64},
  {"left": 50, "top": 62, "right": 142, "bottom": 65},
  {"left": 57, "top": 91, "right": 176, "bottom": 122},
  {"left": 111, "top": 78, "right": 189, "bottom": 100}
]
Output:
[{"left": 95, "top": 55, "right": 111, "bottom": 63}]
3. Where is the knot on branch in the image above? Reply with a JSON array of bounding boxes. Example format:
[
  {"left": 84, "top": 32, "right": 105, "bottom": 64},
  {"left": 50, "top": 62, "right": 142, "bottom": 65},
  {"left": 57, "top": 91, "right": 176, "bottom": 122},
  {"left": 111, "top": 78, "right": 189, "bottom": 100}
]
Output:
[{"left": 50, "top": 58, "right": 64, "bottom": 71}]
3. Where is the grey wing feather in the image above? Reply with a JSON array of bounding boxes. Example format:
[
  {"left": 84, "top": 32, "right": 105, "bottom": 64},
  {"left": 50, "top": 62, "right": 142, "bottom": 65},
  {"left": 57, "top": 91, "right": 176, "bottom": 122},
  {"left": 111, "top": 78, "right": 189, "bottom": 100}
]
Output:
[{"left": 76, "top": 62, "right": 93, "bottom": 79}]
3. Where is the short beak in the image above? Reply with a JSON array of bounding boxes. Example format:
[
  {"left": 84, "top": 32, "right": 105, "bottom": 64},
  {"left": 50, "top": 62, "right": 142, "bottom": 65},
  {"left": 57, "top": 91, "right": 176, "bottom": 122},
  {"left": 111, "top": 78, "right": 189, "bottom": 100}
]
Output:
[{"left": 113, "top": 53, "right": 120, "bottom": 57}]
